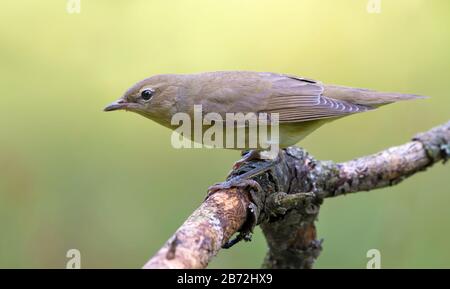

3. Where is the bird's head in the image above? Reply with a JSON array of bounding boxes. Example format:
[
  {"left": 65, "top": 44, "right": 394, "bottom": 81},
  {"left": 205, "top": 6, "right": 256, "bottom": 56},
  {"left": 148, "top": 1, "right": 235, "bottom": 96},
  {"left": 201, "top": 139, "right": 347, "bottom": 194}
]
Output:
[{"left": 104, "top": 74, "right": 184, "bottom": 125}]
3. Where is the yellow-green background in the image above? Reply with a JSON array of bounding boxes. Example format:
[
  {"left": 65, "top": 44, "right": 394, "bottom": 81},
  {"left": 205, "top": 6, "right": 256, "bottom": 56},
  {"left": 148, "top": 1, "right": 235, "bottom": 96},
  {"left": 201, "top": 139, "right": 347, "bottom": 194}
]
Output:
[{"left": 0, "top": 0, "right": 449, "bottom": 268}]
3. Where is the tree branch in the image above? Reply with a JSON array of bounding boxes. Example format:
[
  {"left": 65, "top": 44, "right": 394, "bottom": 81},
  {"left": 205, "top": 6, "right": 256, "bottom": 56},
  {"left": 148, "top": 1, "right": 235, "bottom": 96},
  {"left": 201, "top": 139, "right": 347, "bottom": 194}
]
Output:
[
  {"left": 143, "top": 120, "right": 449, "bottom": 269},
  {"left": 143, "top": 187, "right": 251, "bottom": 269}
]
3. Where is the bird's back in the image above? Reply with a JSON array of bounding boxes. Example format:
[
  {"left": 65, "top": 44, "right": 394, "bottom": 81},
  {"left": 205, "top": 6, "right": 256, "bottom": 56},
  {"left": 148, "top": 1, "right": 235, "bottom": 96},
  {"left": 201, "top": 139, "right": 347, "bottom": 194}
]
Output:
[{"left": 192, "top": 71, "right": 422, "bottom": 120}]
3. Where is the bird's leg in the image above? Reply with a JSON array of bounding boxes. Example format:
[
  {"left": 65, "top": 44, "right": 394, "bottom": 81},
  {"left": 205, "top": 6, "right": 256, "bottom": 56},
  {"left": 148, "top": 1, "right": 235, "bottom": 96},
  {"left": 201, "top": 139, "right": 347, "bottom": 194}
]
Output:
[
  {"left": 208, "top": 150, "right": 282, "bottom": 196},
  {"left": 207, "top": 150, "right": 284, "bottom": 249},
  {"left": 232, "top": 150, "right": 261, "bottom": 170}
]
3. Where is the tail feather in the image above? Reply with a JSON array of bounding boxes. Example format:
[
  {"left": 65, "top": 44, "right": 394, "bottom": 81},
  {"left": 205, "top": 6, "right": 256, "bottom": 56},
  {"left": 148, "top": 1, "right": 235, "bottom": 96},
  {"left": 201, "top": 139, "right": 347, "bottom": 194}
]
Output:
[{"left": 323, "top": 84, "right": 427, "bottom": 108}]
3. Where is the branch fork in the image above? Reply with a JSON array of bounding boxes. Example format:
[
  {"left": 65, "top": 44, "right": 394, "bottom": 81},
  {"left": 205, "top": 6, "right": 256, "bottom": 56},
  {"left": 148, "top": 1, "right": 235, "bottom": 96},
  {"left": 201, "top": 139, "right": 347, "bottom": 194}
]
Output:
[{"left": 144, "top": 120, "right": 450, "bottom": 269}]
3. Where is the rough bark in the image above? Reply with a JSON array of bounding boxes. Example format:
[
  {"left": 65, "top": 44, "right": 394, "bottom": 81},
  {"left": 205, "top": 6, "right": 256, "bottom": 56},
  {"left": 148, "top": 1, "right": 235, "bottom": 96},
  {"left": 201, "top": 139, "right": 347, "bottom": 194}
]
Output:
[
  {"left": 143, "top": 188, "right": 250, "bottom": 269},
  {"left": 144, "top": 120, "right": 449, "bottom": 269}
]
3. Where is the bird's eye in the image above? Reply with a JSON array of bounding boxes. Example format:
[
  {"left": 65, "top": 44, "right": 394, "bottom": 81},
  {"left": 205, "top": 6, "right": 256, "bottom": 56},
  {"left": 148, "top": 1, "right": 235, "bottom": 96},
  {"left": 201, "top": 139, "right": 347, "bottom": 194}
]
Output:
[{"left": 141, "top": 89, "right": 154, "bottom": 101}]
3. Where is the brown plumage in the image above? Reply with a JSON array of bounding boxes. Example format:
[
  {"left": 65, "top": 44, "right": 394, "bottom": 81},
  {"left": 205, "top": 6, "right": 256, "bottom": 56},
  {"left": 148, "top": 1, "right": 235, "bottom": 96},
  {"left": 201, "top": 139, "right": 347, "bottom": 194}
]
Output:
[{"left": 105, "top": 71, "right": 425, "bottom": 148}]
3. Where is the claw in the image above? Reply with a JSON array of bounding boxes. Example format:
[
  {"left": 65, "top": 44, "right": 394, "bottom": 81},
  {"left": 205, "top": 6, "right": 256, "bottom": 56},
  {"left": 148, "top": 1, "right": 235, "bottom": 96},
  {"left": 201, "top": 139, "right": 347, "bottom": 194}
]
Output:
[
  {"left": 206, "top": 178, "right": 263, "bottom": 249},
  {"left": 209, "top": 151, "right": 285, "bottom": 248},
  {"left": 207, "top": 178, "right": 262, "bottom": 198},
  {"left": 232, "top": 150, "right": 261, "bottom": 170},
  {"left": 222, "top": 231, "right": 253, "bottom": 249}
]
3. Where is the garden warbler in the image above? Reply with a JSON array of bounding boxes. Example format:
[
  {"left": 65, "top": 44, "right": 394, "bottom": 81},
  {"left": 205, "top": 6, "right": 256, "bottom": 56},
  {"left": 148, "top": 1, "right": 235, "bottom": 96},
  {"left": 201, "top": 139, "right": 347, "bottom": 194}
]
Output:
[{"left": 104, "top": 71, "right": 423, "bottom": 166}]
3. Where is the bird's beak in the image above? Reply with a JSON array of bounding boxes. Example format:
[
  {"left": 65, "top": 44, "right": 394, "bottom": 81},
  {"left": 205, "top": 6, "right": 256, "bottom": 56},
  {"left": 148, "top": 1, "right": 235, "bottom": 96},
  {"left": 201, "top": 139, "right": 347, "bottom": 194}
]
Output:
[{"left": 104, "top": 98, "right": 128, "bottom": 112}]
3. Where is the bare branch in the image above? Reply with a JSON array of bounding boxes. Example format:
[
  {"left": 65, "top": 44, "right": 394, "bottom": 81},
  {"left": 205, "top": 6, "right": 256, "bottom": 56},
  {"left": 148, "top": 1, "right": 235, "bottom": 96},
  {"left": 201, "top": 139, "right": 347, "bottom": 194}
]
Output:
[
  {"left": 143, "top": 120, "right": 449, "bottom": 269},
  {"left": 143, "top": 188, "right": 250, "bottom": 269},
  {"left": 321, "top": 121, "right": 449, "bottom": 198}
]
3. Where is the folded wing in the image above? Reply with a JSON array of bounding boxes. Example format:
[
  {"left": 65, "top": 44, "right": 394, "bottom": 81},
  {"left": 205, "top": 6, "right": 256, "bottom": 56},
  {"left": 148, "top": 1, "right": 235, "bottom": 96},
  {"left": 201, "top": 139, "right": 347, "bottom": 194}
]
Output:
[{"left": 260, "top": 74, "right": 371, "bottom": 123}]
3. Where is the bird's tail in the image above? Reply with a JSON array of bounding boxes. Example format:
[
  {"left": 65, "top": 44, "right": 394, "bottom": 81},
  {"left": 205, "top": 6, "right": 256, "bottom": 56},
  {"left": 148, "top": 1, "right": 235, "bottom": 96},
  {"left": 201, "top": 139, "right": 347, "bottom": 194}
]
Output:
[{"left": 323, "top": 85, "right": 427, "bottom": 108}]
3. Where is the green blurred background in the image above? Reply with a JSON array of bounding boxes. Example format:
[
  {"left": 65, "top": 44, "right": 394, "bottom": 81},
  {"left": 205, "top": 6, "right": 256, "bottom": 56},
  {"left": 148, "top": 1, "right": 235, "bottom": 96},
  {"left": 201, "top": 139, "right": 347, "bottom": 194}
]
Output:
[{"left": 0, "top": 0, "right": 449, "bottom": 268}]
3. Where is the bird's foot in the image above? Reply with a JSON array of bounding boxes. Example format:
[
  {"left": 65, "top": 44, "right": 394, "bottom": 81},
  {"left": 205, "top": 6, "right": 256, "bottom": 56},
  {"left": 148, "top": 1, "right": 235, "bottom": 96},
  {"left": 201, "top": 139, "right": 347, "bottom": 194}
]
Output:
[
  {"left": 206, "top": 150, "right": 284, "bottom": 249},
  {"left": 206, "top": 177, "right": 263, "bottom": 249},
  {"left": 232, "top": 150, "right": 261, "bottom": 170},
  {"left": 208, "top": 153, "right": 279, "bottom": 200},
  {"left": 207, "top": 178, "right": 262, "bottom": 200},
  {"left": 222, "top": 230, "right": 253, "bottom": 249},
  {"left": 222, "top": 198, "right": 258, "bottom": 249}
]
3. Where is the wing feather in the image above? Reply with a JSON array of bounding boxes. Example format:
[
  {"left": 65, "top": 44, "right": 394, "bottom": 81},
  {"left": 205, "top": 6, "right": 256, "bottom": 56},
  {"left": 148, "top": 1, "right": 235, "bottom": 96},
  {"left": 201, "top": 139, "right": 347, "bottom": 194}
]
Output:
[{"left": 260, "top": 75, "right": 371, "bottom": 123}]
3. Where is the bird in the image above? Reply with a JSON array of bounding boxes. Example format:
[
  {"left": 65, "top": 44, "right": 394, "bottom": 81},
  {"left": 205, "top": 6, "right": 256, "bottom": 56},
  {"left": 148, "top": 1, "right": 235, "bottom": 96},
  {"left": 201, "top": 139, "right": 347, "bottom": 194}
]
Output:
[
  {"left": 104, "top": 71, "right": 425, "bottom": 248},
  {"left": 104, "top": 71, "right": 424, "bottom": 170}
]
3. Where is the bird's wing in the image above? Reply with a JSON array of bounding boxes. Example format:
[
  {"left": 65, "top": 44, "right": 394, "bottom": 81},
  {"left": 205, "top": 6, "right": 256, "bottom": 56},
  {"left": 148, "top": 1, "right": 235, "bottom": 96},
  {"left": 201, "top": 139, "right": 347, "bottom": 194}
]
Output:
[
  {"left": 322, "top": 84, "right": 425, "bottom": 107},
  {"left": 260, "top": 74, "right": 371, "bottom": 123}
]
